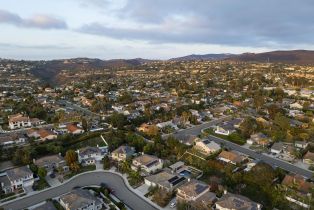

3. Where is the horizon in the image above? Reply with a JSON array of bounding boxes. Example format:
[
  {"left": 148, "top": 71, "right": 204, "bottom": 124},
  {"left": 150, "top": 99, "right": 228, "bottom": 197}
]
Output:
[
  {"left": 1, "top": 49, "right": 313, "bottom": 62},
  {"left": 1, "top": 0, "right": 314, "bottom": 60}
]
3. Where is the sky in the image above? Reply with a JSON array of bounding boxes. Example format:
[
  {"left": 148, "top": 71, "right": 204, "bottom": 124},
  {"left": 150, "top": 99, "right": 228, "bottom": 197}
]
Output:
[{"left": 0, "top": 0, "right": 314, "bottom": 60}]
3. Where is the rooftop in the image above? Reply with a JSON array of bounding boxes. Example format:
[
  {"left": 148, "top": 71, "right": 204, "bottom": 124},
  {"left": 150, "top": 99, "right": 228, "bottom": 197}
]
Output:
[{"left": 6, "top": 165, "right": 33, "bottom": 182}]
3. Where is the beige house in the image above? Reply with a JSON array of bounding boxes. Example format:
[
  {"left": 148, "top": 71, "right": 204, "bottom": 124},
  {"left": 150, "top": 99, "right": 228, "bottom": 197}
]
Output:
[
  {"left": 217, "top": 151, "right": 245, "bottom": 165},
  {"left": 215, "top": 191, "right": 262, "bottom": 210},
  {"left": 303, "top": 151, "right": 314, "bottom": 165},
  {"left": 8, "top": 114, "right": 31, "bottom": 130},
  {"left": 0, "top": 165, "right": 34, "bottom": 194},
  {"left": 194, "top": 139, "right": 221, "bottom": 155},
  {"left": 144, "top": 170, "right": 186, "bottom": 192},
  {"left": 34, "top": 154, "right": 68, "bottom": 175},
  {"left": 176, "top": 179, "right": 216, "bottom": 208},
  {"left": 59, "top": 189, "right": 103, "bottom": 210},
  {"left": 131, "top": 154, "right": 163, "bottom": 174},
  {"left": 111, "top": 145, "right": 135, "bottom": 162}
]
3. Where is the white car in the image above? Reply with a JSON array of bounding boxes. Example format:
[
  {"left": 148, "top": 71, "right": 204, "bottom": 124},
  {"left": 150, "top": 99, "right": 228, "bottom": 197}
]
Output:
[{"left": 170, "top": 201, "right": 176, "bottom": 208}]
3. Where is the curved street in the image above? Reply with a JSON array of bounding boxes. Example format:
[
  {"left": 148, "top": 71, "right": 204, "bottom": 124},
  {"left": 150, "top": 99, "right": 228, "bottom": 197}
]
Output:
[{"left": 1, "top": 171, "right": 158, "bottom": 210}]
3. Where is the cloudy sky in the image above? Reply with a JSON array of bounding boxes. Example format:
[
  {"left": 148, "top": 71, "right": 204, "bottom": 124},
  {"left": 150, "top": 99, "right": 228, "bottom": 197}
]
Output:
[{"left": 0, "top": 0, "right": 314, "bottom": 60}]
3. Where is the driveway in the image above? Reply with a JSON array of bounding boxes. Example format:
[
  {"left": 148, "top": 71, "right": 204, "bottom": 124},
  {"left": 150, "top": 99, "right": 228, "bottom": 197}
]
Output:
[{"left": 1, "top": 171, "right": 159, "bottom": 210}]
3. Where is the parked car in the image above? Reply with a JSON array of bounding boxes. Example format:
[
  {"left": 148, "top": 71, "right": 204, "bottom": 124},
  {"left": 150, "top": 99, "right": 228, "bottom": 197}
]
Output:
[{"left": 170, "top": 201, "right": 176, "bottom": 208}]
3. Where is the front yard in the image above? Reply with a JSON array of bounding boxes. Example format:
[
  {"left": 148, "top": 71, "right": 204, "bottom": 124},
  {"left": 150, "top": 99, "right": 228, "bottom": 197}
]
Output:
[
  {"left": 64, "top": 165, "right": 96, "bottom": 179},
  {"left": 203, "top": 128, "right": 246, "bottom": 145}
]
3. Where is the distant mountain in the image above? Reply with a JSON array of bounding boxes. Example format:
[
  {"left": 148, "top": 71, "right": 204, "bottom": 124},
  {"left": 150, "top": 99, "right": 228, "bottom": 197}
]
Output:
[
  {"left": 169, "top": 53, "right": 235, "bottom": 61},
  {"left": 228, "top": 50, "right": 314, "bottom": 65}
]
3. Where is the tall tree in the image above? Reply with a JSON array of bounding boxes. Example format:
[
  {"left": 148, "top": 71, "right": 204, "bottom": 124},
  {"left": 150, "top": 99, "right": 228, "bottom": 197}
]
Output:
[
  {"left": 65, "top": 149, "right": 78, "bottom": 166},
  {"left": 81, "top": 118, "right": 88, "bottom": 132},
  {"left": 37, "top": 167, "right": 47, "bottom": 179}
]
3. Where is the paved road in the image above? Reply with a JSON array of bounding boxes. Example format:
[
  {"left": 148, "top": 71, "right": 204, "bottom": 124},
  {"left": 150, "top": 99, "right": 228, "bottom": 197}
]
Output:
[
  {"left": 1, "top": 171, "right": 158, "bottom": 210},
  {"left": 167, "top": 116, "right": 313, "bottom": 178},
  {"left": 162, "top": 116, "right": 231, "bottom": 139},
  {"left": 58, "top": 100, "right": 101, "bottom": 118},
  {"left": 207, "top": 135, "right": 313, "bottom": 178}
]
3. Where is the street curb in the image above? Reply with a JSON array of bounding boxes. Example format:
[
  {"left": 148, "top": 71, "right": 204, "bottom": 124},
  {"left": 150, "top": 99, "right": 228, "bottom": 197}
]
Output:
[{"left": 0, "top": 169, "right": 160, "bottom": 210}]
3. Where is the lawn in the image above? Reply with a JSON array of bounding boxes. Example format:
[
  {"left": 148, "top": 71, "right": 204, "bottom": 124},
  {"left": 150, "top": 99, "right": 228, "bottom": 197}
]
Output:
[
  {"left": 204, "top": 128, "right": 246, "bottom": 145},
  {"left": 64, "top": 165, "right": 96, "bottom": 179},
  {"left": 32, "top": 178, "right": 50, "bottom": 191},
  {"left": 67, "top": 136, "right": 107, "bottom": 150}
]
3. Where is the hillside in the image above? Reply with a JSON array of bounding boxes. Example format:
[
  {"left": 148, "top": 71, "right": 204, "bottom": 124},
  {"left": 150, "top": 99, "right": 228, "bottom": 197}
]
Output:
[
  {"left": 30, "top": 58, "right": 147, "bottom": 84},
  {"left": 169, "top": 53, "right": 234, "bottom": 61},
  {"left": 228, "top": 50, "right": 314, "bottom": 65}
]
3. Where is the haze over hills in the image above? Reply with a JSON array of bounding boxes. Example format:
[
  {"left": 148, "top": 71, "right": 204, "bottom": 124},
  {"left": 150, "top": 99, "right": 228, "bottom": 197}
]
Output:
[
  {"left": 170, "top": 50, "right": 314, "bottom": 64},
  {"left": 169, "top": 53, "right": 235, "bottom": 61},
  {"left": 2, "top": 50, "right": 314, "bottom": 84},
  {"left": 228, "top": 50, "right": 314, "bottom": 65}
]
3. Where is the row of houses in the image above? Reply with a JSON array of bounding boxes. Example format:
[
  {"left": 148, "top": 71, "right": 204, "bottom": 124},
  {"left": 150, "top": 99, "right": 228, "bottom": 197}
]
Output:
[
  {"left": 0, "top": 123, "right": 84, "bottom": 146},
  {"left": 144, "top": 160, "right": 261, "bottom": 209}
]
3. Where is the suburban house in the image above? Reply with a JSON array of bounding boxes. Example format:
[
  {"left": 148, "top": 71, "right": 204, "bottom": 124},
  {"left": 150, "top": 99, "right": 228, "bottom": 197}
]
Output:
[
  {"left": 281, "top": 174, "right": 314, "bottom": 209},
  {"left": 131, "top": 154, "right": 163, "bottom": 174},
  {"left": 28, "top": 129, "right": 57, "bottom": 141},
  {"left": 77, "top": 146, "right": 107, "bottom": 166},
  {"left": 294, "top": 141, "right": 309, "bottom": 149},
  {"left": 169, "top": 161, "right": 185, "bottom": 173},
  {"left": 27, "top": 129, "right": 41, "bottom": 138},
  {"left": 290, "top": 102, "right": 303, "bottom": 110},
  {"left": 34, "top": 154, "right": 68, "bottom": 175},
  {"left": 215, "top": 118, "right": 243, "bottom": 136},
  {"left": 176, "top": 179, "right": 210, "bottom": 203},
  {"left": 271, "top": 142, "right": 284, "bottom": 154},
  {"left": 59, "top": 189, "right": 103, "bottom": 210},
  {"left": 66, "top": 124, "right": 84, "bottom": 135},
  {"left": 37, "top": 129, "right": 57, "bottom": 141},
  {"left": 168, "top": 161, "right": 203, "bottom": 179},
  {"left": 0, "top": 165, "right": 34, "bottom": 194},
  {"left": 144, "top": 170, "right": 186, "bottom": 192},
  {"left": 175, "top": 134, "right": 198, "bottom": 146},
  {"left": 247, "top": 133, "right": 270, "bottom": 146},
  {"left": 217, "top": 151, "right": 245, "bottom": 165},
  {"left": 194, "top": 139, "right": 221, "bottom": 155},
  {"left": 111, "top": 145, "right": 135, "bottom": 162},
  {"left": 156, "top": 121, "right": 177, "bottom": 129},
  {"left": 303, "top": 151, "right": 314, "bottom": 165},
  {"left": 176, "top": 179, "right": 216, "bottom": 209},
  {"left": 0, "top": 133, "right": 27, "bottom": 146},
  {"left": 215, "top": 191, "right": 262, "bottom": 210},
  {"left": 8, "top": 114, "right": 31, "bottom": 130}
]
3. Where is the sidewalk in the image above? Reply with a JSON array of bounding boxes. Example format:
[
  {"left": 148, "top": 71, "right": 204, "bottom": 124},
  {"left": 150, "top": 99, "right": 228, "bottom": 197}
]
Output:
[
  {"left": 105, "top": 169, "right": 161, "bottom": 210},
  {"left": 1, "top": 169, "right": 161, "bottom": 210}
]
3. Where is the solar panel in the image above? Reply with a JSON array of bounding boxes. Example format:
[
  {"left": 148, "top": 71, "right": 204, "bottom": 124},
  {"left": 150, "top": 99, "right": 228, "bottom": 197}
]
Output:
[
  {"left": 168, "top": 176, "right": 179, "bottom": 183},
  {"left": 195, "top": 184, "right": 208, "bottom": 194},
  {"left": 234, "top": 199, "right": 245, "bottom": 208},
  {"left": 171, "top": 177, "right": 186, "bottom": 186},
  {"left": 203, "top": 140, "right": 210, "bottom": 144},
  {"left": 146, "top": 159, "right": 159, "bottom": 168}
]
